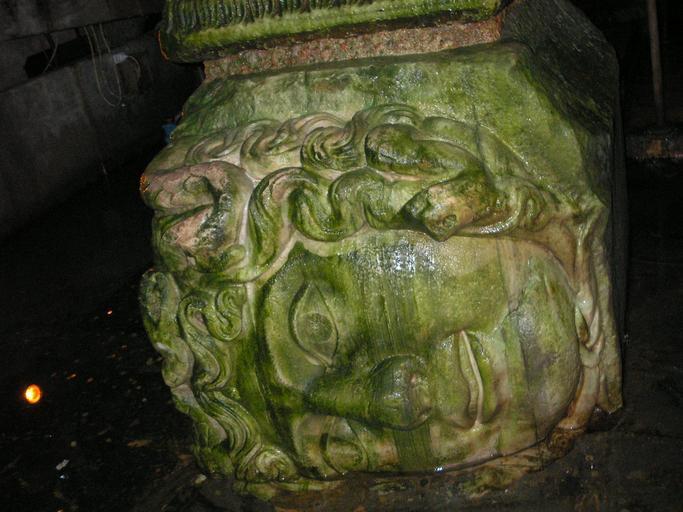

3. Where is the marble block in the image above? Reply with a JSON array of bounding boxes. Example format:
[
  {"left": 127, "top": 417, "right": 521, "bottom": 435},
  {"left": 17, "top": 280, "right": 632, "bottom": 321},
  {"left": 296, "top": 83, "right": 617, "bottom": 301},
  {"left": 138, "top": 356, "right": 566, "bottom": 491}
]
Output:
[{"left": 140, "top": 0, "right": 624, "bottom": 500}]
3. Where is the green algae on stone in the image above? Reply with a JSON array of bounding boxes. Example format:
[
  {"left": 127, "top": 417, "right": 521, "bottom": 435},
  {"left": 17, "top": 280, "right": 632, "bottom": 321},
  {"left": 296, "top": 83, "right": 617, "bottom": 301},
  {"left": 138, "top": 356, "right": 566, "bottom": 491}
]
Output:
[
  {"left": 161, "top": 0, "right": 504, "bottom": 61},
  {"left": 141, "top": 0, "right": 623, "bottom": 499}
]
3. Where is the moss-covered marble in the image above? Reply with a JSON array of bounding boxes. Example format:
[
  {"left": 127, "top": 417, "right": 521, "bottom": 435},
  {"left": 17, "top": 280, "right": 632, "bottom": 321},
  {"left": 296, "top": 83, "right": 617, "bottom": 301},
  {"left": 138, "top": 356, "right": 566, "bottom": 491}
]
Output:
[
  {"left": 141, "top": 0, "right": 623, "bottom": 500},
  {"left": 161, "top": 0, "right": 503, "bottom": 60}
]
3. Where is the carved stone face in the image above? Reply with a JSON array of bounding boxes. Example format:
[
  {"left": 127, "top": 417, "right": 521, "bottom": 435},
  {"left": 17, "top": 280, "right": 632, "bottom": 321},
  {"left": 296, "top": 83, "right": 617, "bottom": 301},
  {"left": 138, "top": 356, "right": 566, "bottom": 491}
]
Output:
[
  {"left": 260, "top": 231, "right": 581, "bottom": 477},
  {"left": 140, "top": 28, "right": 623, "bottom": 493}
]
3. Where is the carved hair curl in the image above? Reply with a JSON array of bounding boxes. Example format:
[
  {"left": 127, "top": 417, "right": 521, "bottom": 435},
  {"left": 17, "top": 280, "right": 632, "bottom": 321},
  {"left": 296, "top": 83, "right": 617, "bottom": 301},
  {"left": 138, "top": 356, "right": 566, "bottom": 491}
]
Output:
[{"left": 142, "top": 104, "right": 563, "bottom": 282}]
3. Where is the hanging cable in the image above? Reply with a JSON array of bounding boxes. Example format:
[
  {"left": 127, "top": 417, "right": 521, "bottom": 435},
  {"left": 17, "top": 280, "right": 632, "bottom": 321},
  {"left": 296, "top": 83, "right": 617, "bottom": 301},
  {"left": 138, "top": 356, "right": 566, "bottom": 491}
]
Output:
[
  {"left": 97, "top": 23, "right": 122, "bottom": 101},
  {"left": 127, "top": 55, "right": 143, "bottom": 84},
  {"left": 88, "top": 25, "right": 115, "bottom": 97},
  {"left": 84, "top": 24, "right": 122, "bottom": 108},
  {"left": 91, "top": 24, "right": 120, "bottom": 101},
  {"left": 84, "top": 25, "right": 112, "bottom": 106},
  {"left": 41, "top": 33, "right": 59, "bottom": 74}
]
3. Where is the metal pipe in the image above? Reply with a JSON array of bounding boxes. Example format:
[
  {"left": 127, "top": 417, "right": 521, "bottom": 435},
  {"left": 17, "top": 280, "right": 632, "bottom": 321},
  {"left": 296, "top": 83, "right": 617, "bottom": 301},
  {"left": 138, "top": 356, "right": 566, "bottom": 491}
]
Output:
[{"left": 647, "top": 0, "right": 665, "bottom": 126}]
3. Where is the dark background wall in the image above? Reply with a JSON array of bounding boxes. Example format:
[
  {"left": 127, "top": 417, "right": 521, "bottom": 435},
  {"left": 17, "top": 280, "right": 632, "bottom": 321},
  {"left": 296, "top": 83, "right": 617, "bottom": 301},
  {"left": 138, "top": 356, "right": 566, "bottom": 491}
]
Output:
[
  {"left": 573, "top": 0, "right": 680, "bottom": 129},
  {"left": 0, "top": 3, "right": 200, "bottom": 239},
  {"left": 0, "top": 0, "right": 162, "bottom": 40}
]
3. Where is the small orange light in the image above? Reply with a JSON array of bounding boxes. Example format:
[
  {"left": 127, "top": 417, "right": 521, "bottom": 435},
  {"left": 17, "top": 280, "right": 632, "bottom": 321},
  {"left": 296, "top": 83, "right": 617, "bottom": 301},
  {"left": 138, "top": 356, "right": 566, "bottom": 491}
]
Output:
[
  {"left": 106, "top": 309, "right": 113, "bottom": 316},
  {"left": 24, "top": 384, "right": 42, "bottom": 404}
]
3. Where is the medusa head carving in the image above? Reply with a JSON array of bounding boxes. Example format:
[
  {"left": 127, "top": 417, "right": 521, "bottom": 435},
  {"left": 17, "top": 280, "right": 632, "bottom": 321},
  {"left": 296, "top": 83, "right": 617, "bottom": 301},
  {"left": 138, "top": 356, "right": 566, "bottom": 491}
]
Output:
[{"left": 140, "top": 103, "right": 620, "bottom": 488}]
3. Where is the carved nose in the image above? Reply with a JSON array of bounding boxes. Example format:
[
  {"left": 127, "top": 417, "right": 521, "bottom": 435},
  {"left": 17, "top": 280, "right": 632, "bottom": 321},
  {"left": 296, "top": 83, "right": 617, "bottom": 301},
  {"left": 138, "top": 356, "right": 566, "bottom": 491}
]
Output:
[
  {"left": 305, "top": 354, "right": 433, "bottom": 431},
  {"left": 369, "top": 355, "right": 433, "bottom": 431}
]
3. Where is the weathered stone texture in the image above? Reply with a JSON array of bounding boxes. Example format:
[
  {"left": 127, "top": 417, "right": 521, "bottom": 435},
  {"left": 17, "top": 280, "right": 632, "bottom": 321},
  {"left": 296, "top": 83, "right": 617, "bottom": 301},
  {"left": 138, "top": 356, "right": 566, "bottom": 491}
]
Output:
[
  {"left": 160, "top": 0, "right": 503, "bottom": 60},
  {"left": 140, "top": 0, "right": 623, "bottom": 500}
]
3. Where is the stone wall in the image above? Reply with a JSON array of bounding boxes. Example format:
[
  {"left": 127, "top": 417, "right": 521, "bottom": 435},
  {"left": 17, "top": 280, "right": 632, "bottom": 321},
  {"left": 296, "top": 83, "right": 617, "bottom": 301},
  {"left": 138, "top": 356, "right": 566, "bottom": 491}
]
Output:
[
  {"left": 0, "top": 0, "right": 162, "bottom": 41},
  {"left": 0, "top": 32, "right": 199, "bottom": 238}
]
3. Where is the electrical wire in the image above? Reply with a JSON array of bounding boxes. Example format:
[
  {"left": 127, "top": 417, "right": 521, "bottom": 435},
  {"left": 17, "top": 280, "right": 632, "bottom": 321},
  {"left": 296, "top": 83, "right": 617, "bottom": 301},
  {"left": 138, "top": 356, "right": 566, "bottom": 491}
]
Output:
[
  {"left": 127, "top": 55, "right": 143, "bottom": 83},
  {"left": 88, "top": 25, "right": 116, "bottom": 97},
  {"left": 84, "top": 25, "right": 116, "bottom": 107},
  {"left": 93, "top": 24, "right": 122, "bottom": 103},
  {"left": 41, "top": 33, "right": 59, "bottom": 74},
  {"left": 84, "top": 24, "right": 122, "bottom": 108},
  {"left": 97, "top": 23, "right": 122, "bottom": 100}
]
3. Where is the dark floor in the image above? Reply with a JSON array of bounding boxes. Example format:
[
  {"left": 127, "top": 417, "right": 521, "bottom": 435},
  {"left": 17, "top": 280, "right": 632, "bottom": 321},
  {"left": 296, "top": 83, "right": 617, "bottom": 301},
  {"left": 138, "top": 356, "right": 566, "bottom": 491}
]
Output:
[{"left": 0, "top": 144, "right": 682, "bottom": 511}]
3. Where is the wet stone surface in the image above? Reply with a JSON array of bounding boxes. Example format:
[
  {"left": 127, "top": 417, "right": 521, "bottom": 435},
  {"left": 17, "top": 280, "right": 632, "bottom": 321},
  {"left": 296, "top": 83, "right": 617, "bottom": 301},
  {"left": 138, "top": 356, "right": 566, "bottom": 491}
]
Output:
[{"left": 1, "top": 159, "right": 682, "bottom": 511}]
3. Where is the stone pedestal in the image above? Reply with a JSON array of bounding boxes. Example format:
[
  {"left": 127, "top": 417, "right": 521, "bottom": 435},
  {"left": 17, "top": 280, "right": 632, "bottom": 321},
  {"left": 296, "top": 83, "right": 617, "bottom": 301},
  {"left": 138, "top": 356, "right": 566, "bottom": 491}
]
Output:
[{"left": 140, "top": 0, "right": 624, "bottom": 503}]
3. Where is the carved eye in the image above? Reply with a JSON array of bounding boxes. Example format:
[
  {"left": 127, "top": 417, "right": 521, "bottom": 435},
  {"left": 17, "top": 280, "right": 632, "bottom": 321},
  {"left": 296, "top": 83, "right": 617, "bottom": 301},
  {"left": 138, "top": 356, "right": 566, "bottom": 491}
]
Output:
[{"left": 290, "top": 283, "right": 338, "bottom": 366}]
